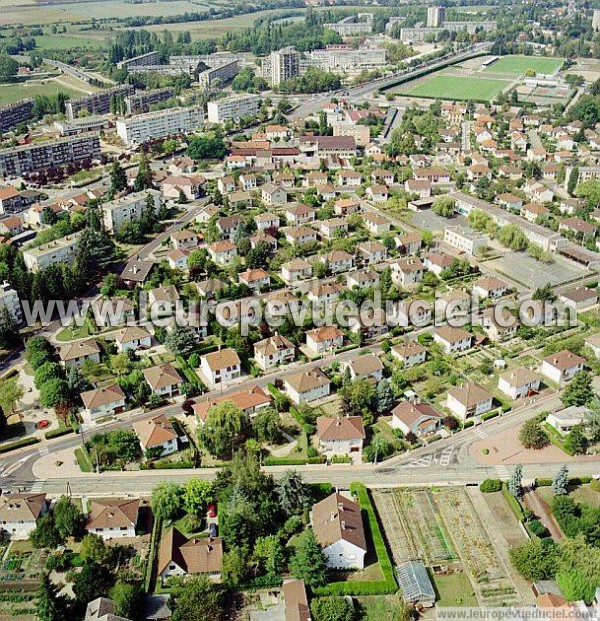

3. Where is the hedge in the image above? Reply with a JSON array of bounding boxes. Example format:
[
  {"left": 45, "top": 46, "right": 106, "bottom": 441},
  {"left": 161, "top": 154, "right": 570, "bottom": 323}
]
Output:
[
  {"left": 144, "top": 515, "right": 163, "bottom": 593},
  {"left": 501, "top": 482, "right": 526, "bottom": 523},
  {"left": 536, "top": 476, "right": 592, "bottom": 487},
  {"left": 481, "top": 410, "right": 500, "bottom": 422},
  {"left": 44, "top": 427, "right": 74, "bottom": 440},
  {"left": 141, "top": 460, "right": 194, "bottom": 470},
  {"left": 74, "top": 447, "right": 93, "bottom": 473},
  {"left": 544, "top": 423, "right": 574, "bottom": 456},
  {"left": 263, "top": 456, "right": 325, "bottom": 466},
  {"left": 463, "top": 420, "right": 475, "bottom": 429},
  {"left": 0, "top": 437, "right": 40, "bottom": 454},
  {"left": 313, "top": 483, "right": 397, "bottom": 596},
  {"left": 480, "top": 479, "right": 502, "bottom": 493}
]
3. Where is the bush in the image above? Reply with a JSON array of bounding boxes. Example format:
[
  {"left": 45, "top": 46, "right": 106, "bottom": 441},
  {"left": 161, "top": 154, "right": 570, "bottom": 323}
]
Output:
[
  {"left": 481, "top": 410, "right": 500, "bottom": 422},
  {"left": 463, "top": 420, "right": 475, "bottom": 429},
  {"left": 591, "top": 479, "right": 600, "bottom": 492},
  {"left": 44, "top": 427, "right": 74, "bottom": 440},
  {"left": 480, "top": 479, "right": 502, "bottom": 493},
  {"left": 0, "top": 437, "right": 40, "bottom": 454},
  {"left": 528, "top": 519, "right": 549, "bottom": 538}
]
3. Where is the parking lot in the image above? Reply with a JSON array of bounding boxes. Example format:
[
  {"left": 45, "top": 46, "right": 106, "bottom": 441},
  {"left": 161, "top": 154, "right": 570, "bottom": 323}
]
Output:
[{"left": 488, "top": 253, "right": 589, "bottom": 288}]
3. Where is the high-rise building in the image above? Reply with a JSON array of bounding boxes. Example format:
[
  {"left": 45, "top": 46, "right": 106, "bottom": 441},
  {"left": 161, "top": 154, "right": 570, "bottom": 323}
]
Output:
[
  {"left": 593, "top": 9, "right": 600, "bottom": 31},
  {"left": 427, "top": 6, "right": 445, "bottom": 28},
  {"left": 115, "top": 107, "right": 203, "bottom": 146},
  {"left": 207, "top": 94, "right": 261, "bottom": 124},
  {"left": 271, "top": 47, "right": 300, "bottom": 87}
]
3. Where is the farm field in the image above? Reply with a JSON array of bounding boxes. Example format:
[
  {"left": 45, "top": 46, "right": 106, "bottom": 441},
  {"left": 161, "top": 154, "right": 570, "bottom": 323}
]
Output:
[
  {"left": 400, "top": 74, "right": 510, "bottom": 102},
  {"left": 33, "top": 33, "right": 107, "bottom": 50},
  {"left": 484, "top": 54, "right": 564, "bottom": 75},
  {"left": 0, "top": 0, "right": 218, "bottom": 26},
  {"left": 0, "top": 79, "right": 88, "bottom": 105}
]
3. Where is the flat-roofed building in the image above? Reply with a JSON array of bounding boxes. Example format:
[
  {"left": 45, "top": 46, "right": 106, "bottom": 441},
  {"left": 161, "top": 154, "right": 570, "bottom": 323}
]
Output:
[
  {"left": 207, "top": 94, "right": 261, "bottom": 124},
  {"left": 22, "top": 232, "right": 82, "bottom": 272},
  {"left": 116, "top": 107, "right": 203, "bottom": 146}
]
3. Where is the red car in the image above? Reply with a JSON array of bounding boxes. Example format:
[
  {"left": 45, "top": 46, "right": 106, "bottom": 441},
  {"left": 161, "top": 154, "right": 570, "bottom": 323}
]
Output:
[
  {"left": 36, "top": 420, "right": 50, "bottom": 429},
  {"left": 207, "top": 503, "right": 217, "bottom": 518}
]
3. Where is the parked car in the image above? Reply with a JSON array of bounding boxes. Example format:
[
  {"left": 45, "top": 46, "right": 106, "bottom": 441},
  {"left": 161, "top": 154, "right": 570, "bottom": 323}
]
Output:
[
  {"left": 207, "top": 503, "right": 217, "bottom": 518},
  {"left": 209, "top": 523, "right": 218, "bottom": 537}
]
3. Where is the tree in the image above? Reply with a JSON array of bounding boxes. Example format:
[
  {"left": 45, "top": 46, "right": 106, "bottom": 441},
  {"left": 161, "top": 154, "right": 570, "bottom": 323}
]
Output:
[
  {"left": 164, "top": 327, "right": 197, "bottom": 357},
  {"left": 34, "top": 362, "right": 62, "bottom": 389},
  {"left": 553, "top": 465, "right": 569, "bottom": 496},
  {"left": 39, "top": 378, "right": 70, "bottom": 408},
  {"left": 110, "top": 581, "right": 143, "bottom": 620},
  {"left": 252, "top": 407, "right": 282, "bottom": 444},
  {"left": 73, "top": 561, "right": 107, "bottom": 607},
  {"left": 338, "top": 378, "right": 375, "bottom": 419},
  {"left": 532, "top": 283, "right": 556, "bottom": 302},
  {"left": 375, "top": 379, "right": 395, "bottom": 414},
  {"left": 222, "top": 545, "right": 250, "bottom": 587},
  {"left": 151, "top": 482, "right": 183, "bottom": 521},
  {"left": 368, "top": 433, "right": 391, "bottom": 464},
  {"left": 311, "top": 596, "right": 355, "bottom": 621},
  {"left": 37, "top": 573, "right": 68, "bottom": 621},
  {"left": 0, "top": 376, "right": 24, "bottom": 417},
  {"left": 561, "top": 371, "right": 594, "bottom": 407},
  {"left": 198, "top": 402, "right": 249, "bottom": 458},
  {"left": 252, "top": 535, "right": 285, "bottom": 578},
  {"left": 80, "top": 533, "right": 108, "bottom": 564},
  {"left": 432, "top": 195, "right": 455, "bottom": 217},
  {"left": 519, "top": 419, "right": 549, "bottom": 449},
  {"left": 133, "top": 150, "right": 153, "bottom": 191},
  {"left": 31, "top": 513, "right": 63, "bottom": 549},
  {"left": 170, "top": 575, "right": 224, "bottom": 621},
  {"left": 498, "top": 224, "right": 528, "bottom": 251},
  {"left": 277, "top": 470, "right": 311, "bottom": 517},
  {"left": 0, "top": 54, "right": 18, "bottom": 82},
  {"left": 182, "top": 478, "right": 213, "bottom": 516},
  {"left": 564, "top": 425, "right": 587, "bottom": 455},
  {"left": 509, "top": 538, "right": 559, "bottom": 581},
  {"left": 110, "top": 160, "right": 128, "bottom": 194},
  {"left": 53, "top": 496, "right": 83, "bottom": 539},
  {"left": 509, "top": 464, "right": 524, "bottom": 498},
  {"left": 289, "top": 528, "right": 328, "bottom": 587},
  {"left": 187, "top": 134, "right": 227, "bottom": 161}
]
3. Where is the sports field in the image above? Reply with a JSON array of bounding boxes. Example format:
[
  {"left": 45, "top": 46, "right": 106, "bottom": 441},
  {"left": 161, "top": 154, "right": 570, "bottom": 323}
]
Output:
[
  {"left": 484, "top": 55, "right": 564, "bottom": 75},
  {"left": 401, "top": 74, "right": 510, "bottom": 102}
]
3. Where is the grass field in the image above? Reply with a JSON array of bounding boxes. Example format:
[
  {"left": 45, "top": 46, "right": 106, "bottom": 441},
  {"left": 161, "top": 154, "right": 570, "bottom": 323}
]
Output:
[
  {"left": 34, "top": 33, "right": 107, "bottom": 50},
  {"left": 485, "top": 55, "right": 564, "bottom": 75},
  {"left": 432, "top": 572, "right": 478, "bottom": 607},
  {"left": 401, "top": 74, "right": 510, "bottom": 102},
  {"left": 0, "top": 79, "right": 84, "bottom": 105}
]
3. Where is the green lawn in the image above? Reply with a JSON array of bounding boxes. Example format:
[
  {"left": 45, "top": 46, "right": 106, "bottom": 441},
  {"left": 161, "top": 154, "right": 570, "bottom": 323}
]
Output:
[
  {"left": 402, "top": 75, "right": 509, "bottom": 102},
  {"left": 432, "top": 572, "right": 478, "bottom": 607},
  {"left": 0, "top": 80, "right": 82, "bottom": 105},
  {"left": 484, "top": 55, "right": 564, "bottom": 76},
  {"left": 34, "top": 34, "right": 106, "bottom": 50},
  {"left": 354, "top": 595, "right": 407, "bottom": 621}
]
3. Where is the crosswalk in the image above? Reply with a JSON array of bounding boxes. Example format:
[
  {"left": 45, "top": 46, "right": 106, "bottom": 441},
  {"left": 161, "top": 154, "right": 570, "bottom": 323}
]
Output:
[
  {"left": 473, "top": 426, "right": 488, "bottom": 439},
  {"left": 30, "top": 480, "right": 45, "bottom": 493},
  {"left": 407, "top": 446, "right": 455, "bottom": 468},
  {"left": 496, "top": 465, "right": 511, "bottom": 478}
]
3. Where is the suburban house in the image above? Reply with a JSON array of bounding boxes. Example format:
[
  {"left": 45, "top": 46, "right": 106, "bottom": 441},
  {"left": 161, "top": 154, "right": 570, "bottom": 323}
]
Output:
[
  {"left": 391, "top": 402, "right": 443, "bottom": 437},
  {"left": 59, "top": 339, "right": 101, "bottom": 368},
  {"left": 281, "top": 258, "right": 312, "bottom": 284},
  {"left": 87, "top": 498, "right": 139, "bottom": 540},
  {"left": 284, "top": 368, "right": 331, "bottom": 404},
  {"left": 391, "top": 341, "right": 427, "bottom": 368},
  {"left": 316, "top": 416, "right": 366, "bottom": 461},
  {"left": 473, "top": 276, "right": 510, "bottom": 299},
  {"left": 396, "top": 232, "right": 422, "bottom": 256},
  {"left": 446, "top": 382, "right": 493, "bottom": 420},
  {"left": 540, "top": 350, "right": 586, "bottom": 386},
  {"left": 311, "top": 493, "right": 367, "bottom": 569},
  {"left": 208, "top": 240, "right": 237, "bottom": 266},
  {"left": 81, "top": 384, "right": 126, "bottom": 421},
  {"left": 193, "top": 385, "right": 271, "bottom": 424},
  {"left": 433, "top": 326, "right": 473, "bottom": 354},
  {"left": 546, "top": 406, "right": 590, "bottom": 435},
  {"left": 390, "top": 257, "right": 424, "bottom": 288},
  {"left": 199, "top": 348, "right": 242, "bottom": 387},
  {"left": 238, "top": 268, "right": 271, "bottom": 290},
  {"left": 559, "top": 287, "right": 598, "bottom": 311},
  {"left": 347, "top": 269, "right": 380, "bottom": 289},
  {"left": 357, "top": 241, "right": 387, "bottom": 265},
  {"left": 362, "top": 212, "right": 391, "bottom": 235},
  {"left": 321, "top": 249, "right": 354, "bottom": 273},
  {"left": 306, "top": 326, "right": 344, "bottom": 354},
  {"left": 0, "top": 493, "right": 47, "bottom": 539},
  {"left": 261, "top": 183, "right": 287, "bottom": 206},
  {"left": 498, "top": 367, "right": 542, "bottom": 400},
  {"left": 133, "top": 413, "right": 179, "bottom": 457},
  {"left": 342, "top": 354, "right": 383, "bottom": 383},
  {"left": 283, "top": 580, "right": 310, "bottom": 621},
  {"left": 114, "top": 326, "right": 152, "bottom": 352},
  {"left": 254, "top": 334, "right": 295, "bottom": 370},
  {"left": 285, "top": 204, "right": 315, "bottom": 225},
  {"left": 584, "top": 333, "right": 600, "bottom": 358},
  {"left": 148, "top": 284, "right": 180, "bottom": 316},
  {"left": 157, "top": 528, "right": 223, "bottom": 585},
  {"left": 255, "top": 212, "right": 280, "bottom": 231},
  {"left": 143, "top": 363, "right": 184, "bottom": 398}
]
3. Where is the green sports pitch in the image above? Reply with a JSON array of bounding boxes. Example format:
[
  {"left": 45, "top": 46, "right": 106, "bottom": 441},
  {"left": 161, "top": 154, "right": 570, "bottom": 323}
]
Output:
[
  {"left": 400, "top": 75, "right": 510, "bottom": 102},
  {"left": 484, "top": 55, "right": 564, "bottom": 75}
]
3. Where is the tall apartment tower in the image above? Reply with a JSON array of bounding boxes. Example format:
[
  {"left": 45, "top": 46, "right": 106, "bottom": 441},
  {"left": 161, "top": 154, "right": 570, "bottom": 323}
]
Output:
[
  {"left": 427, "top": 6, "right": 445, "bottom": 28},
  {"left": 593, "top": 9, "right": 600, "bottom": 31},
  {"left": 271, "top": 47, "right": 300, "bottom": 87}
]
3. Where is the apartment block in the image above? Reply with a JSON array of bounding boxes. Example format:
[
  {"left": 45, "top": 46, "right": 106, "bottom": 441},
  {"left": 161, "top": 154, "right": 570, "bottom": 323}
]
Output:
[
  {"left": 116, "top": 107, "right": 203, "bottom": 146},
  {"left": 198, "top": 59, "right": 239, "bottom": 89},
  {"left": 324, "top": 13, "right": 374, "bottom": 35},
  {"left": 0, "top": 135, "right": 101, "bottom": 178},
  {"left": 0, "top": 281, "right": 22, "bottom": 327},
  {"left": 66, "top": 85, "right": 134, "bottom": 120},
  {"left": 271, "top": 47, "right": 300, "bottom": 86},
  {"left": 124, "top": 88, "right": 174, "bottom": 115},
  {"left": 101, "top": 189, "right": 162, "bottom": 233},
  {"left": 306, "top": 46, "right": 386, "bottom": 71},
  {"left": 116, "top": 51, "right": 162, "bottom": 70},
  {"left": 207, "top": 94, "right": 261, "bottom": 124},
  {"left": 22, "top": 233, "right": 82, "bottom": 272},
  {"left": 54, "top": 116, "right": 109, "bottom": 136},
  {"left": 0, "top": 99, "right": 35, "bottom": 133}
]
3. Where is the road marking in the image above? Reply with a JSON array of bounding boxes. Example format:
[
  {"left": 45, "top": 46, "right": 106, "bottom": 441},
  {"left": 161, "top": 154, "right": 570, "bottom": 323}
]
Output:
[
  {"left": 30, "top": 480, "right": 45, "bottom": 493},
  {"left": 38, "top": 445, "right": 49, "bottom": 456},
  {"left": 0, "top": 455, "right": 32, "bottom": 478},
  {"left": 474, "top": 426, "right": 488, "bottom": 439},
  {"left": 438, "top": 446, "right": 455, "bottom": 467},
  {"left": 496, "top": 465, "right": 511, "bottom": 478},
  {"left": 407, "top": 455, "right": 432, "bottom": 468}
]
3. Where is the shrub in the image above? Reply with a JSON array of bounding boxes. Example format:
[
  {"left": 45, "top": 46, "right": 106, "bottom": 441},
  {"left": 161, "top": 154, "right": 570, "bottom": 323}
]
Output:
[
  {"left": 591, "top": 479, "right": 600, "bottom": 492},
  {"left": 528, "top": 519, "right": 549, "bottom": 538},
  {"left": 480, "top": 479, "right": 502, "bottom": 493},
  {"left": 0, "top": 437, "right": 40, "bottom": 454}
]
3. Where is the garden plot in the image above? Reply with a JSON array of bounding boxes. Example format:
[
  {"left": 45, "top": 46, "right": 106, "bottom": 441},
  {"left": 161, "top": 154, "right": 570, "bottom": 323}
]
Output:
[
  {"left": 373, "top": 489, "right": 456, "bottom": 565},
  {"left": 433, "top": 488, "right": 521, "bottom": 606}
]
